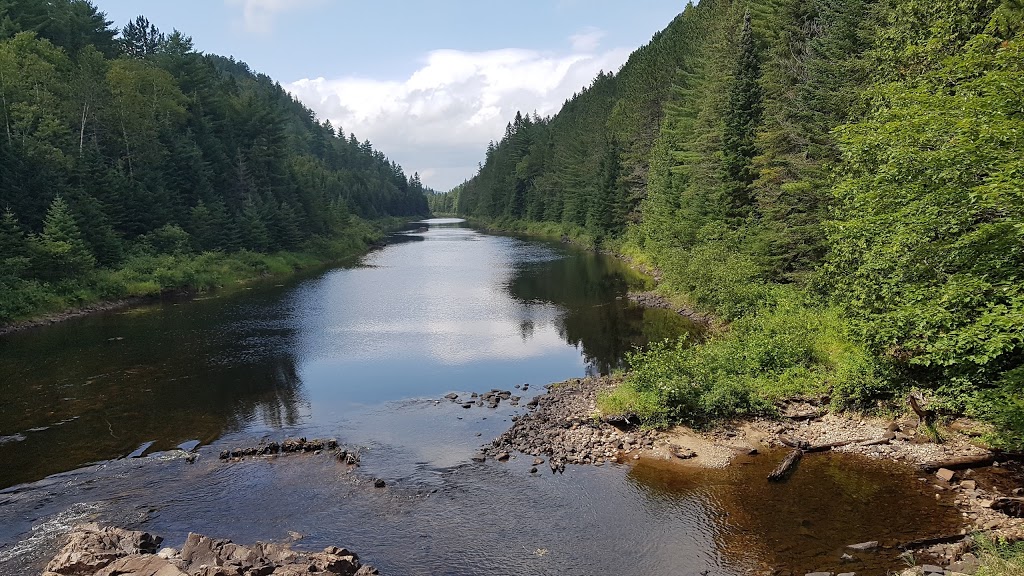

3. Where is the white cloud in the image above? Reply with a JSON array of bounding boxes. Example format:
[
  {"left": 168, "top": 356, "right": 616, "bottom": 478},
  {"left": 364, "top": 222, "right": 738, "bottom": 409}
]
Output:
[
  {"left": 285, "top": 34, "right": 629, "bottom": 191},
  {"left": 226, "top": 0, "right": 322, "bottom": 34},
  {"left": 569, "top": 27, "right": 606, "bottom": 52}
]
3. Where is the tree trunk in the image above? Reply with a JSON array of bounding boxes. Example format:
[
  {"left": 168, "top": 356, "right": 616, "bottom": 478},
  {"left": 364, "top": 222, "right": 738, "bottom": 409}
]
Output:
[{"left": 768, "top": 449, "right": 803, "bottom": 482}]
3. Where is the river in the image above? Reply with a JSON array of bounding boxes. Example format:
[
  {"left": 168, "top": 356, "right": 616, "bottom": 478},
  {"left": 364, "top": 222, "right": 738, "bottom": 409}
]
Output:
[{"left": 0, "top": 219, "right": 960, "bottom": 575}]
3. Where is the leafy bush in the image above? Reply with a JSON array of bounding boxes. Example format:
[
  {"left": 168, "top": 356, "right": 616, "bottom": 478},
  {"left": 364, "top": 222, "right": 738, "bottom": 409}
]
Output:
[{"left": 599, "top": 290, "right": 887, "bottom": 427}]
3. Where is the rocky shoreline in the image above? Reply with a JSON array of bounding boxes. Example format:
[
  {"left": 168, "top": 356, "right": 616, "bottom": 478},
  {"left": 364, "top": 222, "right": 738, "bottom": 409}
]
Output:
[
  {"left": 481, "top": 376, "right": 1024, "bottom": 573},
  {"left": 42, "top": 524, "right": 380, "bottom": 576},
  {"left": 626, "top": 290, "right": 714, "bottom": 326}
]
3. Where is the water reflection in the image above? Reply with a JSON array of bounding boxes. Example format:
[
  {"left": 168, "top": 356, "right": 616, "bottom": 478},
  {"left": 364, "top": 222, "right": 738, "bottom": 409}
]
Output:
[
  {"left": 0, "top": 220, "right": 692, "bottom": 489},
  {"left": 627, "top": 452, "right": 964, "bottom": 574}
]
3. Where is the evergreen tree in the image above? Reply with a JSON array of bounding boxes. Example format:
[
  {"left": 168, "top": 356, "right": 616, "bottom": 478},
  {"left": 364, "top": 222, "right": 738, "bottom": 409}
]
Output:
[
  {"left": 32, "top": 195, "right": 95, "bottom": 280},
  {"left": 721, "top": 9, "right": 763, "bottom": 218}
]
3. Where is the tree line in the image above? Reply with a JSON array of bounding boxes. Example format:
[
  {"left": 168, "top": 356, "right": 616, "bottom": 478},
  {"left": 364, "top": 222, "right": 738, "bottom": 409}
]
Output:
[
  {"left": 443, "top": 0, "right": 1024, "bottom": 444},
  {"left": 0, "top": 0, "right": 428, "bottom": 321}
]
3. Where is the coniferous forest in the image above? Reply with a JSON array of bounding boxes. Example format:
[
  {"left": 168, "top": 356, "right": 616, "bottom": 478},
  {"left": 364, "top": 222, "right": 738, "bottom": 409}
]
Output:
[
  {"left": 442, "top": 0, "right": 1024, "bottom": 446},
  {"left": 0, "top": 0, "right": 428, "bottom": 323}
]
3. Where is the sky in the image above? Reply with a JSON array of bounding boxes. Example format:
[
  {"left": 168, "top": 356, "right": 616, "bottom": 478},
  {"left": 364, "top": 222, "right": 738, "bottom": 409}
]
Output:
[{"left": 92, "top": 1, "right": 687, "bottom": 191}]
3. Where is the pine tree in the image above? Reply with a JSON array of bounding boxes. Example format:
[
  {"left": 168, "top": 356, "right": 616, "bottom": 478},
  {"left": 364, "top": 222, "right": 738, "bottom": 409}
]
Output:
[
  {"left": 32, "top": 195, "right": 95, "bottom": 281},
  {"left": 722, "top": 9, "right": 764, "bottom": 218}
]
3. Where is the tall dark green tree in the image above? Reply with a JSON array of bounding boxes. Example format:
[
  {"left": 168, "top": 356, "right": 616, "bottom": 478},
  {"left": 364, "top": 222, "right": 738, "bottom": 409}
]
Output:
[{"left": 721, "top": 10, "right": 763, "bottom": 218}]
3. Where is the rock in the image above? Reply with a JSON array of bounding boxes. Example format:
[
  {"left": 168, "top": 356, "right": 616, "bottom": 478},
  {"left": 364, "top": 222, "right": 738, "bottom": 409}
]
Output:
[
  {"left": 471, "top": 454, "right": 485, "bottom": 463},
  {"left": 959, "top": 480, "right": 977, "bottom": 490},
  {"left": 936, "top": 468, "right": 956, "bottom": 482},
  {"left": 806, "top": 572, "right": 833, "bottom": 576},
  {"left": 496, "top": 452, "right": 510, "bottom": 462},
  {"left": 838, "top": 573, "right": 856, "bottom": 576},
  {"left": 840, "top": 553, "right": 856, "bottom": 562},
  {"left": 533, "top": 458, "right": 544, "bottom": 466},
  {"left": 444, "top": 393, "right": 459, "bottom": 400},
  {"left": 46, "top": 523, "right": 163, "bottom": 575},
  {"left": 373, "top": 479, "right": 386, "bottom": 488},
  {"left": 669, "top": 445, "right": 697, "bottom": 459},
  {"left": 530, "top": 467, "right": 538, "bottom": 474},
  {"left": 462, "top": 403, "right": 473, "bottom": 409},
  {"left": 95, "top": 555, "right": 187, "bottom": 576},
  {"left": 355, "top": 566, "right": 380, "bottom": 575},
  {"left": 846, "top": 541, "right": 878, "bottom": 552},
  {"left": 1014, "top": 488, "right": 1023, "bottom": 496},
  {"left": 920, "top": 565, "right": 944, "bottom": 575}
]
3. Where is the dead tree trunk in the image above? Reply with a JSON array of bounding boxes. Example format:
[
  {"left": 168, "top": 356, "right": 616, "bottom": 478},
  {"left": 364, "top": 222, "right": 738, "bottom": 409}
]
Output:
[{"left": 768, "top": 449, "right": 803, "bottom": 482}]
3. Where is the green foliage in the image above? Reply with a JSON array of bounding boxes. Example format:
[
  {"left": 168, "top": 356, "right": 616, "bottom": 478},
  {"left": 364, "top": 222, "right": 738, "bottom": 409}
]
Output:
[
  {"left": 0, "top": 2, "right": 428, "bottom": 324},
  {"left": 31, "top": 195, "right": 95, "bottom": 281},
  {"left": 975, "top": 534, "right": 1024, "bottom": 576},
  {"left": 600, "top": 291, "right": 886, "bottom": 426}
]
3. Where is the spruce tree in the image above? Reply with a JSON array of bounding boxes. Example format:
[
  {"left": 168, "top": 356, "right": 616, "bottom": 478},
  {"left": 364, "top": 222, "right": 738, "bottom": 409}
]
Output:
[
  {"left": 722, "top": 9, "right": 763, "bottom": 218},
  {"left": 33, "top": 195, "right": 95, "bottom": 280}
]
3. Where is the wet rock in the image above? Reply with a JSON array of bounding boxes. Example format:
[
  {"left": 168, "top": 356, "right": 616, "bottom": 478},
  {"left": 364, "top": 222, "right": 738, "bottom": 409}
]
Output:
[
  {"left": 46, "top": 523, "right": 162, "bottom": 575},
  {"left": 936, "top": 468, "right": 956, "bottom": 482},
  {"left": 47, "top": 526, "right": 376, "bottom": 576},
  {"left": 471, "top": 453, "right": 486, "bottom": 463},
  {"left": 920, "top": 565, "right": 945, "bottom": 575},
  {"left": 94, "top": 555, "right": 186, "bottom": 576},
  {"left": 960, "top": 480, "right": 977, "bottom": 490},
  {"left": 529, "top": 467, "right": 538, "bottom": 474},
  {"left": 444, "top": 393, "right": 459, "bottom": 401},
  {"left": 462, "top": 403, "right": 473, "bottom": 409},
  {"left": 496, "top": 452, "right": 510, "bottom": 462},
  {"left": 373, "top": 479, "right": 386, "bottom": 488},
  {"left": 846, "top": 541, "right": 879, "bottom": 552}
]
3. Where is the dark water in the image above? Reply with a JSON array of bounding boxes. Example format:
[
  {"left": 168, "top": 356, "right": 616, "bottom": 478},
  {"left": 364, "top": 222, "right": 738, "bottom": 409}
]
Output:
[{"left": 0, "top": 219, "right": 960, "bottom": 575}]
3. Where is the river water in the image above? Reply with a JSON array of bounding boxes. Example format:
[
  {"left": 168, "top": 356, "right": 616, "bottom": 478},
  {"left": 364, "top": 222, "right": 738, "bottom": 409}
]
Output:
[{"left": 0, "top": 220, "right": 961, "bottom": 575}]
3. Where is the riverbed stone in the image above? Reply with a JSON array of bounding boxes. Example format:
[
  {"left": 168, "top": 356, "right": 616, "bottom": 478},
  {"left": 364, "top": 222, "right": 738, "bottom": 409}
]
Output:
[
  {"left": 936, "top": 468, "right": 956, "bottom": 482},
  {"left": 95, "top": 555, "right": 187, "bottom": 576},
  {"left": 846, "top": 541, "right": 878, "bottom": 551}
]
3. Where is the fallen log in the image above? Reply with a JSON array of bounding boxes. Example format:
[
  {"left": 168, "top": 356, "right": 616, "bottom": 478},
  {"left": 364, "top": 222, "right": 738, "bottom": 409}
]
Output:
[
  {"left": 900, "top": 533, "right": 968, "bottom": 550},
  {"left": 768, "top": 449, "right": 803, "bottom": 482},
  {"left": 919, "top": 454, "right": 998, "bottom": 472},
  {"left": 779, "top": 436, "right": 879, "bottom": 453}
]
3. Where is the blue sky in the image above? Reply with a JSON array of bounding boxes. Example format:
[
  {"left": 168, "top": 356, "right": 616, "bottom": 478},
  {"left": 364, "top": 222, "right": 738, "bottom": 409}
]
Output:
[{"left": 93, "top": 1, "right": 687, "bottom": 190}]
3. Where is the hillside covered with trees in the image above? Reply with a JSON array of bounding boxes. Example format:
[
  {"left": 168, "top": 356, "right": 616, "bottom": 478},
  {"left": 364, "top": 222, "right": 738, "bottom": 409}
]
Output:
[
  {"left": 0, "top": 0, "right": 428, "bottom": 323},
  {"left": 443, "top": 0, "right": 1024, "bottom": 447}
]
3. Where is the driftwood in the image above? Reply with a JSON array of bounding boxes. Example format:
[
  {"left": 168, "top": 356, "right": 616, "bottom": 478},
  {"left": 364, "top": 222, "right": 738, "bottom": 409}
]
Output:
[
  {"left": 900, "top": 533, "right": 968, "bottom": 550},
  {"left": 779, "top": 435, "right": 882, "bottom": 453},
  {"left": 768, "top": 449, "right": 803, "bottom": 482},
  {"left": 919, "top": 454, "right": 998, "bottom": 472}
]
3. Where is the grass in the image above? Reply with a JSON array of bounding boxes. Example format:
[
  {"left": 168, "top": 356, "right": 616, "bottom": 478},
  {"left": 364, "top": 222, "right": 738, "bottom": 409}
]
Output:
[
  {"left": 0, "top": 218, "right": 389, "bottom": 326},
  {"left": 976, "top": 535, "right": 1024, "bottom": 576}
]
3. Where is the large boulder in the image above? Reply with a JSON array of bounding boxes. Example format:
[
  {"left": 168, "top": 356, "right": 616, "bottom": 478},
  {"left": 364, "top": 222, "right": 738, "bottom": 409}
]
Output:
[{"left": 45, "top": 524, "right": 163, "bottom": 575}]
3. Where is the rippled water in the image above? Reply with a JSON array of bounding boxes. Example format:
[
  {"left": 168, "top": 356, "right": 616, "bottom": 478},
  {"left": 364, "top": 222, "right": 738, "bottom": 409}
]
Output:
[{"left": 0, "top": 220, "right": 961, "bottom": 575}]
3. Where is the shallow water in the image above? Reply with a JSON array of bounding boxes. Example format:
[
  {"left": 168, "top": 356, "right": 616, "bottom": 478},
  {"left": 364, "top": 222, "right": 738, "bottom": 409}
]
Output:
[{"left": 0, "top": 219, "right": 961, "bottom": 575}]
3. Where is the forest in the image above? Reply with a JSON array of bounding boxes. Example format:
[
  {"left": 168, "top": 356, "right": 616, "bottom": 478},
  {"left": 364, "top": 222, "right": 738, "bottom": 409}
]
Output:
[
  {"left": 441, "top": 0, "right": 1024, "bottom": 448},
  {"left": 0, "top": 0, "right": 429, "bottom": 323}
]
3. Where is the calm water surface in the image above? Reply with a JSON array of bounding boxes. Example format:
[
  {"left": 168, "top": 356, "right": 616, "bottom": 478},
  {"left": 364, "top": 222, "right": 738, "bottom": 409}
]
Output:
[{"left": 0, "top": 220, "right": 960, "bottom": 575}]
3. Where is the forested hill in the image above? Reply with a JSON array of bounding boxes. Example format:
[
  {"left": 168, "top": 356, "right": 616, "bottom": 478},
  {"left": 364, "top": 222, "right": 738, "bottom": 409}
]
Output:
[
  {"left": 0, "top": 0, "right": 428, "bottom": 322},
  {"left": 447, "top": 0, "right": 1024, "bottom": 443}
]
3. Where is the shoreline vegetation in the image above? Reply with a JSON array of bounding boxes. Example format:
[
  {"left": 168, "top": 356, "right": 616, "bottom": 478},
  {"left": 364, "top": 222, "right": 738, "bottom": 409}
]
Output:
[
  {"left": 439, "top": 0, "right": 1024, "bottom": 460},
  {"left": 0, "top": 217, "right": 408, "bottom": 336}
]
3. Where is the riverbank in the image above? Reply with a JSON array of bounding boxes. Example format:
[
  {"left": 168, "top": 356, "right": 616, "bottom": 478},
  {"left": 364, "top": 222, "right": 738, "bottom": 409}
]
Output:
[
  {"left": 486, "top": 376, "right": 1024, "bottom": 571},
  {"left": 42, "top": 524, "right": 380, "bottom": 576},
  {"left": 0, "top": 218, "right": 410, "bottom": 337}
]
